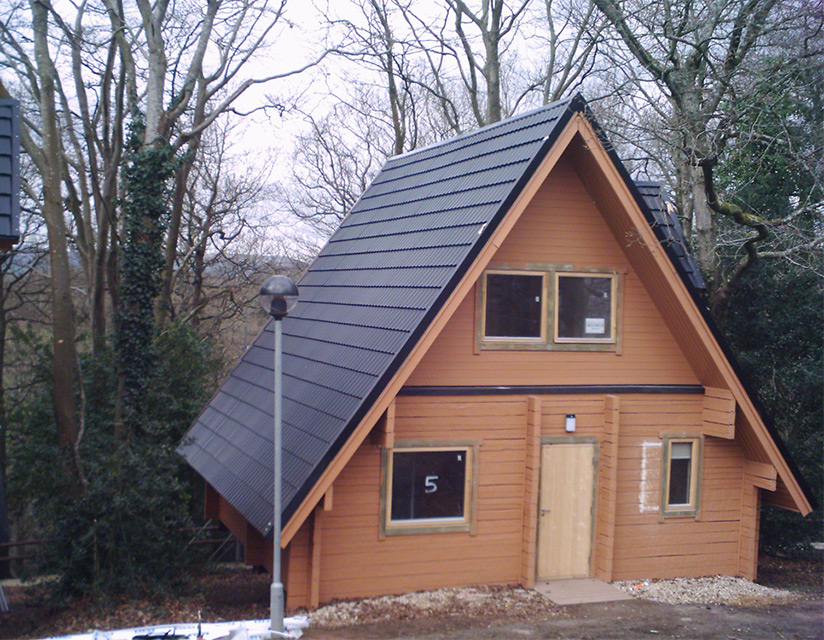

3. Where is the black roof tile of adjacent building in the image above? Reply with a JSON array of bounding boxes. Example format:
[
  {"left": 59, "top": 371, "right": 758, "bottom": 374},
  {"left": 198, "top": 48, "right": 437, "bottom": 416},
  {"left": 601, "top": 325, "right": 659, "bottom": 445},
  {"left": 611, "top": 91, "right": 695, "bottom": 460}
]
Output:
[
  {"left": 0, "top": 99, "right": 21, "bottom": 248},
  {"left": 178, "top": 95, "right": 712, "bottom": 536}
]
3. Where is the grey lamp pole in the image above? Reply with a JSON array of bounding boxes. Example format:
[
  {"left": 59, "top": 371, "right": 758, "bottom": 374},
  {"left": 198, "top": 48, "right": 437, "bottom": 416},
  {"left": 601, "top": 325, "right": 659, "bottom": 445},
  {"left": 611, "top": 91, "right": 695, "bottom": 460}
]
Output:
[{"left": 259, "top": 275, "right": 298, "bottom": 635}]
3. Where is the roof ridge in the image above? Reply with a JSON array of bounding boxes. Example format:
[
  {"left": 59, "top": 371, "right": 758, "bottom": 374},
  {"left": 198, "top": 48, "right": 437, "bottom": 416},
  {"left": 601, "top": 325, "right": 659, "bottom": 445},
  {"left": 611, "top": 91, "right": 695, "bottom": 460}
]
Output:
[{"left": 383, "top": 95, "right": 577, "bottom": 167}]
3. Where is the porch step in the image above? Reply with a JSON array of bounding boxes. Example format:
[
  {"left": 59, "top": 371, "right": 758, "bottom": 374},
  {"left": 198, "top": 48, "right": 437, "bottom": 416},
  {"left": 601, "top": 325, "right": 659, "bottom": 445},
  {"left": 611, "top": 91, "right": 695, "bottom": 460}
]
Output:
[{"left": 535, "top": 578, "right": 634, "bottom": 605}]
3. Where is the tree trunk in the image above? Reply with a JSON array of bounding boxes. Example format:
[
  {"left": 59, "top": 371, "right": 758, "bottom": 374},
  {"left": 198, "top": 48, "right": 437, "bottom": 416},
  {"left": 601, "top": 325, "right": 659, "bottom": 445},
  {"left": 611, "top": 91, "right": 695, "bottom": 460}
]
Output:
[
  {"left": 30, "top": 0, "right": 83, "bottom": 493},
  {"left": 690, "top": 166, "right": 718, "bottom": 284}
]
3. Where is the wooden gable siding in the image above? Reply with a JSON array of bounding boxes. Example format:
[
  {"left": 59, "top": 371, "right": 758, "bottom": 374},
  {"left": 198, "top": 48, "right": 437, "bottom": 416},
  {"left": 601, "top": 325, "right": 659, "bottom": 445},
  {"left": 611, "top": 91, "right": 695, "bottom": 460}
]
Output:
[
  {"left": 406, "top": 155, "right": 698, "bottom": 388},
  {"left": 564, "top": 134, "right": 810, "bottom": 515}
]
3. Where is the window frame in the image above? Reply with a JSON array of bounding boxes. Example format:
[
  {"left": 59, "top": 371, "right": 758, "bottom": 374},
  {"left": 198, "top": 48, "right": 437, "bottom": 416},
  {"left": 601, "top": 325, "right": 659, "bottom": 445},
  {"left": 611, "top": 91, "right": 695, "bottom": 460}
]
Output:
[
  {"left": 380, "top": 441, "right": 479, "bottom": 537},
  {"left": 480, "top": 269, "right": 548, "bottom": 345},
  {"left": 476, "top": 265, "right": 621, "bottom": 352},
  {"left": 553, "top": 271, "right": 618, "bottom": 344},
  {"left": 661, "top": 436, "right": 702, "bottom": 517}
]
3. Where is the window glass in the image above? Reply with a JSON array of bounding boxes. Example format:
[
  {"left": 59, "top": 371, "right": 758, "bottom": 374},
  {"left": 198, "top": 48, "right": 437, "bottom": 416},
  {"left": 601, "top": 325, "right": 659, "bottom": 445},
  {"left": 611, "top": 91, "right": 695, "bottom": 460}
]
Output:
[
  {"left": 667, "top": 442, "right": 693, "bottom": 506},
  {"left": 484, "top": 273, "right": 544, "bottom": 339},
  {"left": 390, "top": 450, "right": 467, "bottom": 522},
  {"left": 556, "top": 275, "right": 613, "bottom": 340}
]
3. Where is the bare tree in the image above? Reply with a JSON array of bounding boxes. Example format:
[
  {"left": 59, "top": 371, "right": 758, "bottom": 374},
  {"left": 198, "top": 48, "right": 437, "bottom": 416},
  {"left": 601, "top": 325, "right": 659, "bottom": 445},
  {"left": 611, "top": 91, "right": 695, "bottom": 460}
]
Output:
[
  {"left": 171, "top": 118, "right": 273, "bottom": 331},
  {"left": 7, "top": 0, "right": 85, "bottom": 492},
  {"left": 329, "top": 0, "right": 422, "bottom": 155},
  {"left": 533, "top": 0, "right": 606, "bottom": 105},
  {"left": 0, "top": 0, "right": 329, "bottom": 477},
  {"left": 591, "top": 0, "right": 823, "bottom": 311},
  {"left": 277, "top": 92, "right": 395, "bottom": 238},
  {"left": 399, "top": 0, "right": 532, "bottom": 130}
]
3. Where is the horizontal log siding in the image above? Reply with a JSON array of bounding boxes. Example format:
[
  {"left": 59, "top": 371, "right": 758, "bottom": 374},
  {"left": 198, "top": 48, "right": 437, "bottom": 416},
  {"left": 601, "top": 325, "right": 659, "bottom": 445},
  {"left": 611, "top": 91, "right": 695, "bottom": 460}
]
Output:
[
  {"left": 610, "top": 396, "right": 746, "bottom": 580},
  {"left": 284, "top": 521, "right": 311, "bottom": 610},
  {"left": 738, "top": 483, "right": 761, "bottom": 580},
  {"left": 406, "top": 156, "right": 698, "bottom": 389},
  {"left": 309, "top": 395, "right": 528, "bottom": 605},
  {"left": 280, "top": 393, "right": 752, "bottom": 608},
  {"left": 567, "top": 143, "right": 723, "bottom": 389}
]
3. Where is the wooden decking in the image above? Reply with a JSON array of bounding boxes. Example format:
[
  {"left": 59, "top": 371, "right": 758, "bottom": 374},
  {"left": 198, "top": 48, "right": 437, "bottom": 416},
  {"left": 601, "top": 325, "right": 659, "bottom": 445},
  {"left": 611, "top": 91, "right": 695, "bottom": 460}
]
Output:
[{"left": 535, "top": 578, "right": 634, "bottom": 605}]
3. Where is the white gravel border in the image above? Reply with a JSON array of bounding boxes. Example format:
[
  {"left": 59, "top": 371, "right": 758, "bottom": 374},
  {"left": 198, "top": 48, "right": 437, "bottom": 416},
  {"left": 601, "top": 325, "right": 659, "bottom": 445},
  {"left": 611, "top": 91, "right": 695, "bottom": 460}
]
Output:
[{"left": 614, "top": 575, "right": 799, "bottom": 606}]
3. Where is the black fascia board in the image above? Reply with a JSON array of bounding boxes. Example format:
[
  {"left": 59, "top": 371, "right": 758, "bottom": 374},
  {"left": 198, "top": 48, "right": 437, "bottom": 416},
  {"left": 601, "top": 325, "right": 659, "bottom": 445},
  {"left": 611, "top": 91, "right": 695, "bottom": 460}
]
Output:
[
  {"left": 280, "top": 97, "right": 582, "bottom": 527},
  {"left": 580, "top": 102, "right": 817, "bottom": 510},
  {"left": 398, "top": 384, "right": 706, "bottom": 396}
]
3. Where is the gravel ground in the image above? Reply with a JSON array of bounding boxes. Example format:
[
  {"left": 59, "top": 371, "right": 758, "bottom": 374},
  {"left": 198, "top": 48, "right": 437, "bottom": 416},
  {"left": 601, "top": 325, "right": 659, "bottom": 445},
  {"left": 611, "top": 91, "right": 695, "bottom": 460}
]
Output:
[
  {"left": 307, "top": 574, "right": 800, "bottom": 629},
  {"left": 614, "top": 575, "right": 799, "bottom": 606},
  {"left": 309, "top": 584, "right": 559, "bottom": 628}
]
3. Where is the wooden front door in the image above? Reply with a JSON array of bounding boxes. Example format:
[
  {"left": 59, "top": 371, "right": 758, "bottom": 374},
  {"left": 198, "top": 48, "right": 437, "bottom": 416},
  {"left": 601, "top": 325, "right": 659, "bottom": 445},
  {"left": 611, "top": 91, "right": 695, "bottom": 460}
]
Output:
[{"left": 537, "top": 443, "right": 595, "bottom": 580}]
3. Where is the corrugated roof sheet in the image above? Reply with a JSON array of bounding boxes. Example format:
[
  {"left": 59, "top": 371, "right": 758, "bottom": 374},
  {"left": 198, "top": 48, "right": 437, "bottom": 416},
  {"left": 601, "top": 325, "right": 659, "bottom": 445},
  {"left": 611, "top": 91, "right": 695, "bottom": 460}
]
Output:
[{"left": 178, "top": 95, "right": 710, "bottom": 536}]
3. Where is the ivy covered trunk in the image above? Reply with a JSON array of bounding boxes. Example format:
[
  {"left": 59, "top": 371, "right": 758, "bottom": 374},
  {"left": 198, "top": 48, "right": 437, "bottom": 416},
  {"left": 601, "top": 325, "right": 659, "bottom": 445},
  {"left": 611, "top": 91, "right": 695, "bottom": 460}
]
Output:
[{"left": 116, "top": 116, "right": 176, "bottom": 440}]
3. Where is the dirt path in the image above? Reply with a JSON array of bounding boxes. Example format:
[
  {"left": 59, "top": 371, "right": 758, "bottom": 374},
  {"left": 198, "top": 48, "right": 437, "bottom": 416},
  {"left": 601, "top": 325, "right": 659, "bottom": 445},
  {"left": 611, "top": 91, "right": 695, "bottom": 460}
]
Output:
[
  {"left": 309, "top": 597, "right": 824, "bottom": 639},
  {"left": 1, "top": 555, "right": 821, "bottom": 639}
]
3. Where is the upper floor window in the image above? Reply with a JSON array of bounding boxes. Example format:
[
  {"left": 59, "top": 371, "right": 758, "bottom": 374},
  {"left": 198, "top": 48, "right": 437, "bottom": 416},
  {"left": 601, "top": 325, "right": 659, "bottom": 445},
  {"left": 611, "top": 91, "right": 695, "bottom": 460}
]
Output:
[
  {"left": 482, "top": 271, "right": 546, "bottom": 340},
  {"left": 554, "top": 273, "right": 617, "bottom": 343},
  {"left": 478, "top": 266, "right": 619, "bottom": 350}
]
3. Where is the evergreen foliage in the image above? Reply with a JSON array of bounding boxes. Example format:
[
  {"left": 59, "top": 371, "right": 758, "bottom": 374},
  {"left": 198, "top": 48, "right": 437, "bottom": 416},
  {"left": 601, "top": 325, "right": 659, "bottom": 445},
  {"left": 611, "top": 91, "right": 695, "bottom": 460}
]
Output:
[
  {"left": 716, "top": 66, "right": 823, "bottom": 553},
  {"left": 5, "top": 112, "right": 220, "bottom": 599},
  {"left": 5, "top": 327, "right": 218, "bottom": 598},
  {"left": 725, "top": 263, "right": 823, "bottom": 554}
]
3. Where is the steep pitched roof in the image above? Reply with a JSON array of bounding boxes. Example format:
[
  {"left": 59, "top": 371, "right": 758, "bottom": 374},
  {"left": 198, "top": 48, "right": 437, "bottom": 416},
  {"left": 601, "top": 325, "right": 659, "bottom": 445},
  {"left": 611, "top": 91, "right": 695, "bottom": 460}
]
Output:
[
  {"left": 180, "top": 96, "right": 584, "bottom": 534},
  {"left": 179, "top": 95, "right": 811, "bottom": 539}
]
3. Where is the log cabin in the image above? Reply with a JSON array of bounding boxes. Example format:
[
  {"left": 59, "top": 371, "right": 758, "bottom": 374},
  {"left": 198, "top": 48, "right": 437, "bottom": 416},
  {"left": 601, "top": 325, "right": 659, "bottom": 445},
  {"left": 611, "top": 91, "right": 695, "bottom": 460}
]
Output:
[{"left": 178, "top": 94, "right": 813, "bottom": 610}]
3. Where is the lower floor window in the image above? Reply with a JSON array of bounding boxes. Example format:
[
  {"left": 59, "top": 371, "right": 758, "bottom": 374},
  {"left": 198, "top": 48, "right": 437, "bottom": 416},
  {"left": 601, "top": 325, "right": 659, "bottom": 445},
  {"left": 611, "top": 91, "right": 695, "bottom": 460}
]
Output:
[
  {"left": 663, "top": 437, "right": 701, "bottom": 515},
  {"left": 383, "top": 444, "right": 476, "bottom": 534}
]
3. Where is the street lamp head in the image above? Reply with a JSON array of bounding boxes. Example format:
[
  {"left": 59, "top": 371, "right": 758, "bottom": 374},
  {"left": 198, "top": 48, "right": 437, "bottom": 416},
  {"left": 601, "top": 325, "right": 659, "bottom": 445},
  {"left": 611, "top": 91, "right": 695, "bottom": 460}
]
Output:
[{"left": 259, "top": 274, "right": 299, "bottom": 320}]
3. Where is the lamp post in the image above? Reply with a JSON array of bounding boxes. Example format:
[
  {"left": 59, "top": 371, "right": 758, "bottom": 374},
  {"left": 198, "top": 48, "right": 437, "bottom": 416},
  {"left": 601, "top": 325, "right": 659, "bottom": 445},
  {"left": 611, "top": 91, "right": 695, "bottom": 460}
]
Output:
[{"left": 259, "top": 275, "right": 298, "bottom": 634}]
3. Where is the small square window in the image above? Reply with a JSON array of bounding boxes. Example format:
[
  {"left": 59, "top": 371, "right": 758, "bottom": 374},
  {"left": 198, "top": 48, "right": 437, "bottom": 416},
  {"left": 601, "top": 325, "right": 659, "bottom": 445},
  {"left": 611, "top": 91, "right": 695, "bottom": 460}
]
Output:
[
  {"left": 662, "top": 438, "right": 701, "bottom": 516},
  {"left": 383, "top": 445, "right": 475, "bottom": 535},
  {"left": 483, "top": 272, "right": 545, "bottom": 340},
  {"left": 555, "top": 273, "right": 616, "bottom": 343}
]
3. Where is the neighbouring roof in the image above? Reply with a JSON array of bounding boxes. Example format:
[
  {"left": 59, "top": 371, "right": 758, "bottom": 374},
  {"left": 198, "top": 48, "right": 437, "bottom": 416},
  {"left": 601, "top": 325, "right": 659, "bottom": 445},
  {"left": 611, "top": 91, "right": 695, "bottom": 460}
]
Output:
[
  {"left": 635, "top": 181, "right": 705, "bottom": 291},
  {"left": 0, "top": 99, "right": 20, "bottom": 248},
  {"left": 178, "top": 95, "right": 806, "bottom": 537}
]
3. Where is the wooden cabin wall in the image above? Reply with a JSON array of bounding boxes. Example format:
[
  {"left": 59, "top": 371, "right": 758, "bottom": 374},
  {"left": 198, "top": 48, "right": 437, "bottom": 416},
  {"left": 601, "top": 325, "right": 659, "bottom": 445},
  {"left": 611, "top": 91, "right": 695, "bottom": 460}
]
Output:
[
  {"left": 277, "top": 393, "right": 755, "bottom": 610},
  {"left": 609, "top": 396, "right": 746, "bottom": 579},
  {"left": 284, "top": 521, "right": 311, "bottom": 610},
  {"left": 283, "top": 395, "right": 530, "bottom": 608}
]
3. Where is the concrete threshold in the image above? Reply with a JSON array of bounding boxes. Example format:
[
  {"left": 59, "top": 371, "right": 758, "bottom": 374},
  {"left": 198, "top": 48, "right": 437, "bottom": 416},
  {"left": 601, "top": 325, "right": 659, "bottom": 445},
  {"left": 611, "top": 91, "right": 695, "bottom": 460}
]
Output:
[{"left": 535, "top": 578, "right": 634, "bottom": 605}]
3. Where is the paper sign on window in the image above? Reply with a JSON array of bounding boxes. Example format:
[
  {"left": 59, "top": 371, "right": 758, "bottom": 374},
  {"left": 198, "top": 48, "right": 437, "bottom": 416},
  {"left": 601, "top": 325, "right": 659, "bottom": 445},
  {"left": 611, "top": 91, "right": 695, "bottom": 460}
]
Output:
[{"left": 585, "top": 317, "right": 605, "bottom": 334}]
